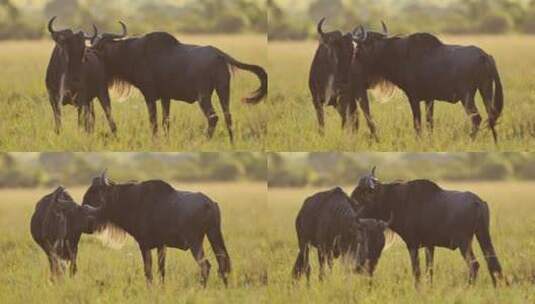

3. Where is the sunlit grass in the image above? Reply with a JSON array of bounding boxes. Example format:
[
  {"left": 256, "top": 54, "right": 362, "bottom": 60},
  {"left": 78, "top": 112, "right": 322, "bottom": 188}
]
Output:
[
  {"left": 267, "top": 35, "right": 535, "bottom": 151},
  {"left": 267, "top": 181, "right": 535, "bottom": 303},
  {"left": 0, "top": 34, "right": 267, "bottom": 151},
  {"left": 0, "top": 182, "right": 269, "bottom": 303}
]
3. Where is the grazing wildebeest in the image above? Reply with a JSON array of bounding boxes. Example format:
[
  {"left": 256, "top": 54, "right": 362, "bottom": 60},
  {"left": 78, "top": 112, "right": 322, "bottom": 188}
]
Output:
[
  {"left": 30, "top": 186, "right": 97, "bottom": 279},
  {"left": 292, "top": 187, "right": 392, "bottom": 281},
  {"left": 45, "top": 17, "right": 97, "bottom": 133},
  {"left": 82, "top": 171, "right": 231, "bottom": 286},
  {"left": 90, "top": 23, "right": 267, "bottom": 143},
  {"left": 309, "top": 18, "right": 378, "bottom": 140},
  {"left": 351, "top": 23, "right": 504, "bottom": 142},
  {"left": 46, "top": 17, "right": 117, "bottom": 134},
  {"left": 350, "top": 167, "right": 506, "bottom": 287}
]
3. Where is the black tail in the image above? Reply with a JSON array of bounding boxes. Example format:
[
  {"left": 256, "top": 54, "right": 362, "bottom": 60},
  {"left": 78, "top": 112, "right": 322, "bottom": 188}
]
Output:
[
  {"left": 218, "top": 51, "right": 267, "bottom": 104},
  {"left": 488, "top": 56, "right": 503, "bottom": 142},
  {"left": 206, "top": 203, "right": 231, "bottom": 286},
  {"left": 292, "top": 215, "right": 310, "bottom": 281},
  {"left": 475, "top": 201, "right": 504, "bottom": 287}
]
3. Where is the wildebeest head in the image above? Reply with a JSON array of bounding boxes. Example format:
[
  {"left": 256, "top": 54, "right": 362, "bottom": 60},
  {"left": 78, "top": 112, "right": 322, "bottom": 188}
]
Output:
[
  {"left": 351, "top": 166, "right": 380, "bottom": 205},
  {"left": 82, "top": 169, "right": 115, "bottom": 210},
  {"left": 90, "top": 21, "right": 128, "bottom": 58},
  {"left": 352, "top": 21, "right": 389, "bottom": 69},
  {"left": 48, "top": 16, "right": 97, "bottom": 97},
  {"left": 355, "top": 214, "right": 393, "bottom": 275},
  {"left": 316, "top": 18, "right": 355, "bottom": 92},
  {"left": 45, "top": 186, "right": 98, "bottom": 237}
]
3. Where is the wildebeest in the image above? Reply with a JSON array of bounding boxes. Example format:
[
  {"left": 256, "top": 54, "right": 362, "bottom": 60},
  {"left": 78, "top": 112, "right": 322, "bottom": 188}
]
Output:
[
  {"left": 82, "top": 171, "right": 231, "bottom": 286},
  {"left": 351, "top": 23, "right": 504, "bottom": 143},
  {"left": 30, "top": 186, "right": 97, "bottom": 279},
  {"left": 309, "top": 18, "right": 378, "bottom": 140},
  {"left": 45, "top": 17, "right": 97, "bottom": 133},
  {"left": 46, "top": 17, "right": 117, "bottom": 134},
  {"left": 89, "top": 23, "right": 267, "bottom": 143},
  {"left": 292, "top": 187, "right": 392, "bottom": 281},
  {"left": 350, "top": 167, "right": 506, "bottom": 286}
]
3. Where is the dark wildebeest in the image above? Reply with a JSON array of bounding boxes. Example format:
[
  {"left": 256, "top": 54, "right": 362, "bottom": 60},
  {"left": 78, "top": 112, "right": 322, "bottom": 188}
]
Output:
[
  {"left": 82, "top": 171, "right": 231, "bottom": 286},
  {"left": 350, "top": 167, "right": 506, "bottom": 287},
  {"left": 46, "top": 17, "right": 117, "bottom": 134},
  {"left": 89, "top": 23, "right": 267, "bottom": 143},
  {"left": 45, "top": 17, "right": 96, "bottom": 133},
  {"left": 351, "top": 23, "right": 504, "bottom": 143},
  {"left": 30, "top": 186, "right": 97, "bottom": 279},
  {"left": 309, "top": 18, "right": 378, "bottom": 140},
  {"left": 292, "top": 187, "right": 392, "bottom": 281}
]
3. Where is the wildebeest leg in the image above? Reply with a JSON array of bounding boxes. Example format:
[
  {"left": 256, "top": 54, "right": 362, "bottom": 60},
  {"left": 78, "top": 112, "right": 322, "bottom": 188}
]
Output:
[
  {"left": 191, "top": 240, "right": 211, "bottom": 287},
  {"left": 145, "top": 99, "right": 158, "bottom": 136},
  {"left": 89, "top": 101, "right": 96, "bottom": 133},
  {"left": 348, "top": 98, "right": 359, "bottom": 134},
  {"left": 479, "top": 82, "right": 498, "bottom": 143},
  {"left": 425, "top": 100, "right": 434, "bottom": 132},
  {"left": 459, "top": 240, "right": 480, "bottom": 285},
  {"left": 461, "top": 90, "right": 481, "bottom": 140},
  {"left": 408, "top": 99, "right": 422, "bottom": 136},
  {"left": 318, "top": 247, "right": 327, "bottom": 281},
  {"left": 424, "top": 246, "right": 434, "bottom": 283},
  {"left": 139, "top": 247, "right": 153, "bottom": 284},
  {"left": 157, "top": 245, "right": 166, "bottom": 284},
  {"left": 66, "top": 241, "right": 77, "bottom": 277},
  {"left": 326, "top": 250, "right": 334, "bottom": 270},
  {"left": 475, "top": 211, "right": 505, "bottom": 287},
  {"left": 359, "top": 94, "right": 378, "bottom": 141},
  {"left": 48, "top": 92, "right": 62, "bottom": 134},
  {"left": 215, "top": 85, "right": 233, "bottom": 144},
  {"left": 97, "top": 89, "right": 117, "bottom": 134},
  {"left": 161, "top": 98, "right": 171, "bottom": 136},
  {"left": 77, "top": 106, "right": 83, "bottom": 128},
  {"left": 292, "top": 241, "right": 311, "bottom": 282},
  {"left": 312, "top": 96, "right": 325, "bottom": 135},
  {"left": 199, "top": 94, "right": 218, "bottom": 139},
  {"left": 336, "top": 97, "right": 349, "bottom": 129},
  {"left": 47, "top": 253, "right": 60, "bottom": 280},
  {"left": 408, "top": 247, "right": 421, "bottom": 286}
]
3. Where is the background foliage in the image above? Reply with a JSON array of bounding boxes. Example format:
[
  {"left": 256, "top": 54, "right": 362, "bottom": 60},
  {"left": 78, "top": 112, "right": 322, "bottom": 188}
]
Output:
[
  {"left": 268, "top": 152, "right": 535, "bottom": 187},
  {"left": 0, "top": 0, "right": 266, "bottom": 40},
  {"left": 0, "top": 152, "right": 266, "bottom": 188},
  {"left": 268, "top": 0, "right": 535, "bottom": 40}
]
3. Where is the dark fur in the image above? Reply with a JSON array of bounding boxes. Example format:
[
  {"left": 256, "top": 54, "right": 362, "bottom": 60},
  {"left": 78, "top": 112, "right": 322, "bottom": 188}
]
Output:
[
  {"left": 92, "top": 29, "right": 267, "bottom": 143},
  {"left": 354, "top": 30, "right": 504, "bottom": 142},
  {"left": 82, "top": 172, "right": 231, "bottom": 286},
  {"left": 45, "top": 27, "right": 86, "bottom": 134},
  {"left": 292, "top": 187, "right": 389, "bottom": 281},
  {"left": 309, "top": 18, "right": 377, "bottom": 139},
  {"left": 351, "top": 170, "right": 505, "bottom": 286},
  {"left": 30, "top": 186, "right": 96, "bottom": 279}
]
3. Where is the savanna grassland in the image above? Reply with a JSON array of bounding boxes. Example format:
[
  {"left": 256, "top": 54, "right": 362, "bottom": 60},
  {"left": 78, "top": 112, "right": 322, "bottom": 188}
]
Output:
[
  {"left": 0, "top": 34, "right": 267, "bottom": 151},
  {"left": 267, "top": 36, "right": 535, "bottom": 151},
  {"left": 267, "top": 182, "right": 535, "bottom": 303},
  {"left": 0, "top": 182, "right": 270, "bottom": 303}
]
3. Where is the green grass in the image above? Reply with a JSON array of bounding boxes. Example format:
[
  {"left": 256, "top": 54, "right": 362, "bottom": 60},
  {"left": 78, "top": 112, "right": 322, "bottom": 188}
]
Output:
[
  {"left": 266, "top": 182, "right": 535, "bottom": 303},
  {"left": 267, "top": 35, "right": 535, "bottom": 151},
  {"left": 0, "top": 182, "right": 269, "bottom": 303},
  {"left": 0, "top": 34, "right": 267, "bottom": 151}
]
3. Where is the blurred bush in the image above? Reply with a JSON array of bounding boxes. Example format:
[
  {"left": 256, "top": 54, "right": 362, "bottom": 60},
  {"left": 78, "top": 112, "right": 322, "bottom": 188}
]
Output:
[
  {"left": 269, "top": 0, "right": 535, "bottom": 40},
  {"left": 0, "top": 152, "right": 266, "bottom": 188},
  {"left": 0, "top": 0, "right": 266, "bottom": 40},
  {"left": 268, "top": 152, "right": 535, "bottom": 188}
]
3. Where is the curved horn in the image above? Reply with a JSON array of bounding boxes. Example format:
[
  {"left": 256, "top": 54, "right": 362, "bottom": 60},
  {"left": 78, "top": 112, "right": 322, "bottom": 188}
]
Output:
[
  {"left": 103, "top": 21, "right": 128, "bottom": 40},
  {"left": 371, "top": 166, "right": 376, "bottom": 177},
  {"left": 48, "top": 16, "right": 58, "bottom": 34},
  {"left": 84, "top": 24, "right": 98, "bottom": 41},
  {"left": 317, "top": 17, "right": 326, "bottom": 37},
  {"left": 381, "top": 20, "right": 388, "bottom": 35},
  {"left": 100, "top": 169, "right": 109, "bottom": 185}
]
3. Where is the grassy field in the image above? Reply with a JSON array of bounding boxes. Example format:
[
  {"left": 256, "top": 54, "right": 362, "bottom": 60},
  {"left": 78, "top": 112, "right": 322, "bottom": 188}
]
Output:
[
  {"left": 0, "top": 182, "right": 270, "bottom": 303},
  {"left": 267, "top": 182, "right": 535, "bottom": 303},
  {"left": 0, "top": 34, "right": 267, "bottom": 151},
  {"left": 267, "top": 35, "right": 535, "bottom": 151}
]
